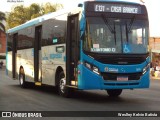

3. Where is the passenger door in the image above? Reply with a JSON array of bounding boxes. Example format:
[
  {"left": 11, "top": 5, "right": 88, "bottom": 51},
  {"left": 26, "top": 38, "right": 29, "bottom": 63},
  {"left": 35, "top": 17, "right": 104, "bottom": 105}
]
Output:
[
  {"left": 34, "top": 26, "right": 42, "bottom": 85},
  {"left": 12, "top": 33, "right": 18, "bottom": 79},
  {"left": 66, "top": 14, "right": 80, "bottom": 86}
]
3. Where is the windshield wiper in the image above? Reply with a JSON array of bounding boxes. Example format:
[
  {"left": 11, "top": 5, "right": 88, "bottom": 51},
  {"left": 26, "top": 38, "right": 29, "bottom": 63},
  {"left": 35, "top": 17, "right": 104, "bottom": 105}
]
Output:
[
  {"left": 113, "top": 22, "right": 116, "bottom": 45},
  {"left": 101, "top": 14, "right": 117, "bottom": 45},
  {"left": 125, "top": 22, "right": 129, "bottom": 43},
  {"left": 101, "top": 14, "right": 114, "bottom": 33},
  {"left": 128, "top": 15, "right": 135, "bottom": 33},
  {"left": 125, "top": 16, "right": 135, "bottom": 43}
]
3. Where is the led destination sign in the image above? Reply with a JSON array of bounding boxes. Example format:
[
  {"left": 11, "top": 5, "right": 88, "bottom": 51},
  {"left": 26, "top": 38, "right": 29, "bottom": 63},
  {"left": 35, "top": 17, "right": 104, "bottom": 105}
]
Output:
[{"left": 94, "top": 4, "right": 141, "bottom": 14}]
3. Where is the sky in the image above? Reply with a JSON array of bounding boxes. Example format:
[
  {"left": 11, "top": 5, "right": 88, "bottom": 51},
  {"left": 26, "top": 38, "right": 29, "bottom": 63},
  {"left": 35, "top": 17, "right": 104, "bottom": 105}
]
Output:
[{"left": 0, "top": 0, "right": 160, "bottom": 37}]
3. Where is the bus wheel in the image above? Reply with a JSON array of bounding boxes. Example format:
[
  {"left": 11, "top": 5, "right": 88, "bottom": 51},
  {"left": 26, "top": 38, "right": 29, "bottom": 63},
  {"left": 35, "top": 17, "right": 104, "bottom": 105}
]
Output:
[
  {"left": 19, "top": 69, "right": 27, "bottom": 88},
  {"left": 58, "top": 72, "right": 70, "bottom": 97},
  {"left": 106, "top": 89, "right": 122, "bottom": 97}
]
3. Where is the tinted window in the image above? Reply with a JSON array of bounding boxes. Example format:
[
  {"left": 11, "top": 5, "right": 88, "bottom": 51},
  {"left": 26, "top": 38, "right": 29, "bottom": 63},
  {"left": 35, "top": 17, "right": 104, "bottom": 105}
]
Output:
[
  {"left": 18, "top": 27, "right": 34, "bottom": 50},
  {"left": 42, "top": 16, "right": 66, "bottom": 46}
]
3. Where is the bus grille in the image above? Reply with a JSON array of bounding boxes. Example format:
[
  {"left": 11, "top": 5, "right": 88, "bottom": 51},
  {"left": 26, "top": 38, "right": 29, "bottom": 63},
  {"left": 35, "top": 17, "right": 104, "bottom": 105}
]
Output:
[
  {"left": 104, "top": 83, "right": 139, "bottom": 86},
  {"left": 96, "top": 57, "right": 145, "bottom": 65},
  {"left": 101, "top": 72, "right": 142, "bottom": 81}
]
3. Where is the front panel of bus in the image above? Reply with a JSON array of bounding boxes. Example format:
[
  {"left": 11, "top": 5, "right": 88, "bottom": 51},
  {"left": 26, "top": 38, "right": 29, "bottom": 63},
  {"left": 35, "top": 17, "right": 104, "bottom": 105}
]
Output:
[{"left": 78, "top": 1, "right": 150, "bottom": 90}]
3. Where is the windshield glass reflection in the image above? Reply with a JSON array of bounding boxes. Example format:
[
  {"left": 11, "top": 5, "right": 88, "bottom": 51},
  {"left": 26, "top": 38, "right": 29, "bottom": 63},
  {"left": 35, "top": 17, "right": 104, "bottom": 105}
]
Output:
[{"left": 83, "top": 16, "right": 149, "bottom": 54}]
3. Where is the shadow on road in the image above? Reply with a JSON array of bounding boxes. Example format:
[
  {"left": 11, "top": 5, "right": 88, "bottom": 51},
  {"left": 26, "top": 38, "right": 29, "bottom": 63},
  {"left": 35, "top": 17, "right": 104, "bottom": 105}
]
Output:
[
  {"left": 1, "top": 68, "right": 146, "bottom": 104},
  {"left": 8, "top": 83, "right": 134, "bottom": 104}
]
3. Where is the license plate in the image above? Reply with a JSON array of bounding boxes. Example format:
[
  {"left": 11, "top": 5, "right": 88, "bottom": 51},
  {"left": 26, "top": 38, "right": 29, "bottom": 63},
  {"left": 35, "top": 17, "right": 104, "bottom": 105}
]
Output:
[{"left": 117, "top": 76, "right": 128, "bottom": 81}]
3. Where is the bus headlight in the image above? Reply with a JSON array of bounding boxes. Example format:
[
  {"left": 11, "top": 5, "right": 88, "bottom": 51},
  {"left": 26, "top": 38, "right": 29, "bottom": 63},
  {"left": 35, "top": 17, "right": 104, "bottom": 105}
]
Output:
[
  {"left": 85, "top": 62, "right": 92, "bottom": 69},
  {"left": 143, "top": 63, "right": 150, "bottom": 74},
  {"left": 93, "top": 66, "right": 100, "bottom": 75},
  {"left": 84, "top": 62, "right": 100, "bottom": 75}
]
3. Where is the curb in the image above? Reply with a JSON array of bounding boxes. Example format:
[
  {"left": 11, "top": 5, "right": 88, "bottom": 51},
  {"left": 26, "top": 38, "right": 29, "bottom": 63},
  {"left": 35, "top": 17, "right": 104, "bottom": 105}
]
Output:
[{"left": 150, "top": 76, "right": 160, "bottom": 80}]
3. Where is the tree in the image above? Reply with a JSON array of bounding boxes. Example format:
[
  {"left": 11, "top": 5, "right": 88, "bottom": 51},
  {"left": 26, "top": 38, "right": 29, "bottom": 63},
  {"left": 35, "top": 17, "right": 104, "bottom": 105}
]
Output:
[
  {"left": 7, "top": 3, "right": 63, "bottom": 29},
  {"left": 7, "top": 5, "right": 29, "bottom": 29},
  {"left": 29, "top": 3, "right": 42, "bottom": 19},
  {"left": 42, "top": 2, "right": 63, "bottom": 14},
  {"left": 0, "top": 11, "right": 6, "bottom": 32}
]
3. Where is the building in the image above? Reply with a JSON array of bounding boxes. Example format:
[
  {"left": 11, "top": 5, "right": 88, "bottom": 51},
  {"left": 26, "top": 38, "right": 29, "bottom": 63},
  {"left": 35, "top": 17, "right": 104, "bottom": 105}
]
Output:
[
  {"left": 149, "top": 37, "right": 160, "bottom": 65},
  {"left": 149, "top": 37, "right": 160, "bottom": 77},
  {"left": 0, "top": 30, "right": 6, "bottom": 55}
]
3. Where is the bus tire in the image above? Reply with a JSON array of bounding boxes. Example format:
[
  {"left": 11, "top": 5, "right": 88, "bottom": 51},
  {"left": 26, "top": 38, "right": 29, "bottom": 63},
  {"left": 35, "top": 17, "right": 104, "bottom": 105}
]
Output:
[
  {"left": 106, "top": 89, "right": 122, "bottom": 97},
  {"left": 58, "top": 71, "right": 71, "bottom": 97},
  {"left": 19, "top": 68, "right": 27, "bottom": 88}
]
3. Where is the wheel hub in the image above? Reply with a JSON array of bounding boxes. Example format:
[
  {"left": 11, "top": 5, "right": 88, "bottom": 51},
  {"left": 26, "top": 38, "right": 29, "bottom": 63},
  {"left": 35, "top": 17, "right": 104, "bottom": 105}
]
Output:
[
  {"left": 20, "top": 75, "right": 23, "bottom": 85},
  {"left": 60, "top": 78, "right": 66, "bottom": 93}
]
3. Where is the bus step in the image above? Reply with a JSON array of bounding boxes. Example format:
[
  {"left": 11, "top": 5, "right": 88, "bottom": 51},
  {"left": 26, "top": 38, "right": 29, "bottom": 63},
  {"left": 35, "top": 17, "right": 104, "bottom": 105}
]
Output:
[
  {"left": 71, "top": 80, "right": 77, "bottom": 86},
  {"left": 35, "top": 82, "right": 42, "bottom": 86},
  {"left": 66, "top": 85, "right": 78, "bottom": 89}
]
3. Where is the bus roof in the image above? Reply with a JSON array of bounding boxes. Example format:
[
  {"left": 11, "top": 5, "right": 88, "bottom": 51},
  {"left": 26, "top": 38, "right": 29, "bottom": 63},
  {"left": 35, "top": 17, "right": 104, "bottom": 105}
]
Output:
[
  {"left": 7, "top": 0, "right": 144, "bottom": 34},
  {"left": 91, "top": 0, "right": 143, "bottom": 4},
  {"left": 7, "top": 9, "right": 71, "bottom": 34}
]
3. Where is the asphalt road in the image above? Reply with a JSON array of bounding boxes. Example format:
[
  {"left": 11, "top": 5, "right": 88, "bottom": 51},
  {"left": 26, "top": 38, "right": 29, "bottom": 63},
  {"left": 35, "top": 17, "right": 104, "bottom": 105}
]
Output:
[{"left": 0, "top": 68, "right": 160, "bottom": 120}]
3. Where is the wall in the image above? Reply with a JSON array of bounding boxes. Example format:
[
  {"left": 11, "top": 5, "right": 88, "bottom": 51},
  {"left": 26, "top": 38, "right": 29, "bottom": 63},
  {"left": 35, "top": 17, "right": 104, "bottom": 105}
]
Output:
[
  {"left": 149, "top": 37, "right": 160, "bottom": 50},
  {"left": 0, "top": 30, "right": 6, "bottom": 54}
]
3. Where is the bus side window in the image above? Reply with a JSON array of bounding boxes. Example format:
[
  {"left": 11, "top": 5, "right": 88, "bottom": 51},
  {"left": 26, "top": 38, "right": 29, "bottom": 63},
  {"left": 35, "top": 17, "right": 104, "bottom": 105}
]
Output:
[{"left": 42, "top": 18, "right": 66, "bottom": 46}]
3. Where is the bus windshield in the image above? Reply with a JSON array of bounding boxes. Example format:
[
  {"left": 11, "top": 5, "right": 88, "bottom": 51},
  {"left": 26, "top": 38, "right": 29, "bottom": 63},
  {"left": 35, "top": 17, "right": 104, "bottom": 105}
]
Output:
[{"left": 83, "top": 16, "right": 149, "bottom": 54}]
